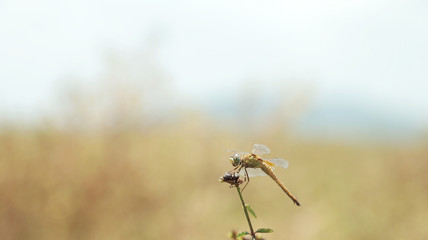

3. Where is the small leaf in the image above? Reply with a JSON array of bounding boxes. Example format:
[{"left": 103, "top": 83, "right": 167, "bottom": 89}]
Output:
[
  {"left": 255, "top": 228, "right": 274, "bottom": 233},
  {"left": 237, "top": 231, "right": 250, "bottom": 237},
  {"left": 245, "top": 204, "right": 257, "bottom": 218}
]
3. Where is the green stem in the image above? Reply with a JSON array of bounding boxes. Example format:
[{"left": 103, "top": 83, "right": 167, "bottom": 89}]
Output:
[{"left": 235, "top": 184, "right": 256, "bottom": 240}]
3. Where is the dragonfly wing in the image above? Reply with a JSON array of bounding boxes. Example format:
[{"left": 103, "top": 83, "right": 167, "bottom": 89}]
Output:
[
  {"left": 243, "top": 168, "right": 268, "bottom": 177},
  {"left": 265, "top": 158, "right": 289, "bottom": 170},
  {"left": 252, "top": 144, "right": 271, "bottom": 155}
]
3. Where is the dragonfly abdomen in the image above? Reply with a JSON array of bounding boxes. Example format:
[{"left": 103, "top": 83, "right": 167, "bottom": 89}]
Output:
[{"left": 260, "top": 162, "right": 301, "bottom": 206}]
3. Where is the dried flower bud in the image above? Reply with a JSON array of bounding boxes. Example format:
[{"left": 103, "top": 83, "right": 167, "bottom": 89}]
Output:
[{"left": 220, "top": 171, "right": 243, "bottom": 185}]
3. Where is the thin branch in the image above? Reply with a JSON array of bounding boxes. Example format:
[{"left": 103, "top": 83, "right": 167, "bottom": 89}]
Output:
[{"left": 235, "top": 184, "right": 256, "bottom": 240}]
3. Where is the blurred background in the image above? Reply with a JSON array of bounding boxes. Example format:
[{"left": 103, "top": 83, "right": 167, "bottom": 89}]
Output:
[{"left": 1, "top": 0, "right": 428, "bottom": 239}]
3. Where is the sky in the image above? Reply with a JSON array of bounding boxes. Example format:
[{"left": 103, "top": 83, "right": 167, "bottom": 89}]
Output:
[{"left": 1, "top": 0, "right": 427, "bottom": 136}]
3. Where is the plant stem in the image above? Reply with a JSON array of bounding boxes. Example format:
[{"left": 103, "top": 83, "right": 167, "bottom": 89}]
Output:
[{"left": 235, "top": 184, "right": 256, "bottom": 240}]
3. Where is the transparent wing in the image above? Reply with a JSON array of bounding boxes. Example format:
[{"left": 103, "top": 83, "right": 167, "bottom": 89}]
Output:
[
  {"left": 239, "top": 168, "right": 267, "bottom": 177},
  {"left": 252, "top": 144, "right": 271, "bottom": 155},
  {"left": 265, "top": 158, "right": 289, "bottom": 170}
]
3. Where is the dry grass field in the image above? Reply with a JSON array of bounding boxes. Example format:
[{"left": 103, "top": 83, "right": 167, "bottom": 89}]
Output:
[{"left": 1, "top": 115, "right": 427, "bottom": 240}]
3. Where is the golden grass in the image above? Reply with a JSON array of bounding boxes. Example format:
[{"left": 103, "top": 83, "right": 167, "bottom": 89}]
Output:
[{"left": 0, "top": 119, "right": 427, "bottom": 240}]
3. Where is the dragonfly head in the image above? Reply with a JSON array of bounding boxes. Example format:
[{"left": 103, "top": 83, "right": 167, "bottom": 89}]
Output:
[{"left": 230, "top": 153, "right": 241, "bottom": 167}]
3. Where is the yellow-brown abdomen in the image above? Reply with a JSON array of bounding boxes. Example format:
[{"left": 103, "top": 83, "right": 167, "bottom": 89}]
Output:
[{"left": 261, "top": 162, "right": 301, "bottom": 206}]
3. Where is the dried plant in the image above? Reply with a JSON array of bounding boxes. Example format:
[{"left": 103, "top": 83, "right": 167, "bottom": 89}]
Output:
[{"left": 220, "top": 172, "right": 273, "bottom": 240}]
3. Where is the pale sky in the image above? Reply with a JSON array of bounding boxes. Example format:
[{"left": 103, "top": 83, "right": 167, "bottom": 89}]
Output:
[{"left": 1, "top": 0, "right": 427, "bottom": 131}]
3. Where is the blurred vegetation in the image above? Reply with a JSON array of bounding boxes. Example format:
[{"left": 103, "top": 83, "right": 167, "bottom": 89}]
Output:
[
  {"left": 1, "top": 49, "right": 427, "bottom": 240},
  {"left": 1, "top": 119, "right": 428, "bottom": 240}
]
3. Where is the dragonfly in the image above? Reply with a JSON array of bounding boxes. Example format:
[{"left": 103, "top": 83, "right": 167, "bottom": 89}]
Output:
[{"left": 230, "top": 144, "right": 301, "bottom": 206}]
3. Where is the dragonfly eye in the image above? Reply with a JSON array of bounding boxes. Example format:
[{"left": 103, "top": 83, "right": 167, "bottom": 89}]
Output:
[{"left": 230, "top": 153, "right": 241, "bottom": 166}]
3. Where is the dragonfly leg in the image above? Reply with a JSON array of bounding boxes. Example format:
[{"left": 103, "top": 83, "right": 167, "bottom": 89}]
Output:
[{"left": 241, "top": 168, "right": 250, "bottom": 192}]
